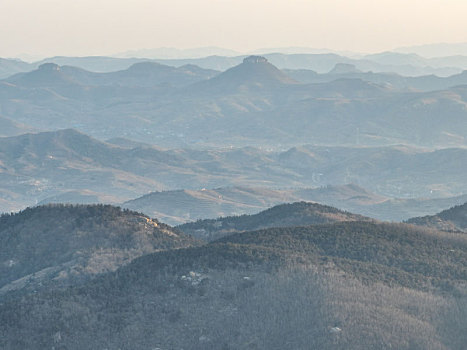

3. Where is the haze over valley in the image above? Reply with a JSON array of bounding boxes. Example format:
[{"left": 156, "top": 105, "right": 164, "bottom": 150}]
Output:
[{"left": 1, "top": 0, "right": 467, "bottom": 348}]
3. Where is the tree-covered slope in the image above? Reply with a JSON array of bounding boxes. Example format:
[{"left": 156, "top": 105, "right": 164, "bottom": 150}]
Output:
[
  {"left": 0, "top": 220, "right": 465, "bottom": 349},
  {"left": 407, "top": 202, "right": 467, "bottom": 232},
  {"left": 0, "top": 204, "right": 199, "bottom": 297},
  {"left": 178, "top": 201, "right": 374, "bottom": 241}
]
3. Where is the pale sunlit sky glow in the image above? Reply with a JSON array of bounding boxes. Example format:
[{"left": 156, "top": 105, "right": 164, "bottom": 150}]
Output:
[{"left": 1, "top": 0, "right": 466, "bottom": 58}]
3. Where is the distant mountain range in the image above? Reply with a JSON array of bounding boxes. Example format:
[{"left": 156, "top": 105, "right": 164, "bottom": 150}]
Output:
[
  {"left": 1, "top": 57, "right": 467, "bottom": 149},
  {"left": 285, "top": 64, "right": 467, "bottom": 92},
  {"left": 3, "top": 49, "right": 467, "bottom": 79},
  {"left": 123, "top": 185, "right": 467, "bottom": 226},
  {"left": 153, "top": 52, "right": 466, "bottom": 76},
  {"left": 6, "top": 61, "right": 218, "bottom": 89},
  {"left": 395, "top": 42, "right": 467, "bottom": 58},
  {"left": 0, "top": 58, "right": 31, "bottom": 79},
  {"left": 3, "top": 129, "right": 467, "bottom": 221}
]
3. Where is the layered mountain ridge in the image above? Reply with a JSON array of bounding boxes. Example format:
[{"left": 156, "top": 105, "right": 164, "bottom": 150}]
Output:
[
  {"left": 0, "top": 202, "right": 465, "bottom": 349},
  {"left": 1, "top": 56, "right": 467, "bottom": 148},
  {"left": 1, "top": 49, "right": 467, "bottom": 349},
  {"left": 178, "top": 201, "right": 375, "bottom": 241},
  {"left": 3, "top": 129, "right": 467, "bottom": 220}
]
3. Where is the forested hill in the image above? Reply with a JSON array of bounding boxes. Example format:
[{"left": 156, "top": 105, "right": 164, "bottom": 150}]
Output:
[
  {"left": 178, "top": 201, "right": 374, "bottom": 241},
  {"left": 1, "top": 220, "right": 465, "bottom": 349},
  {"left": 0, "top": 204, "right": 199, "bottom": 297},
  {"left": 407, "top": 202, "right": 467, "bottom": 232}
]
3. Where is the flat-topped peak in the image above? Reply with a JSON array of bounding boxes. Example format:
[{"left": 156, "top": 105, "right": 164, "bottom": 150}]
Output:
[
  {"left": 38, "top": 62, "right": 60, "bottom": 71},
  {"left": 243, "top": 55, "right": 268, "bottom": 64}
]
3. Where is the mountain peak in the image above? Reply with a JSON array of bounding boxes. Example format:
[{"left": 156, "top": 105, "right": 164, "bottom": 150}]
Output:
[
  {"left": 243, "top": 55, "right": 268, "bottom": 64},
  {"left": 329, "top": 63, "right": 361, "bottom": 74},
  {"left": 194, "top": 55, "right": 297, "bottom": 92},
  {"left": 178, "top": 201, "right": 373, "bottom": 241},
  {"left": 38, "top": 63, "right": 60, "bottom": 71},
  {"left": 7, "top": 62, "right": 78, "bottom": 88},
  {"left": 126, "top": 61, "right": 164, "bottom": 72}
]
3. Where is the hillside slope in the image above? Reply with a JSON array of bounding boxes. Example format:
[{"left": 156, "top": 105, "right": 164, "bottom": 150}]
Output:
[
  {"left": 4, "top": 130, "right": 467, "bottom": 216},
  {"left": 0, "top": 204, "right": 198, "bottom": 297},
  {"left": 0, "top": 115, "right": 35, "bottom": 137},
  {"left": 178, "top": 201, "right": 374, "bottom": 241},
  {"left": 0, "top": 221, "right": 465, "bottom": 349},
  {"left": 407, "top": 202, "right": 467, "bottom": 232}
]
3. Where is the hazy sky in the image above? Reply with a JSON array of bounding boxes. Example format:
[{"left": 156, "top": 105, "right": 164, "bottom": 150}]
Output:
[{"left": 1, "top": 0, "right": 466, "bottom": 58}]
